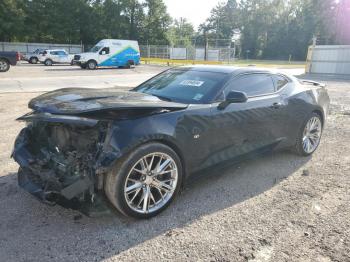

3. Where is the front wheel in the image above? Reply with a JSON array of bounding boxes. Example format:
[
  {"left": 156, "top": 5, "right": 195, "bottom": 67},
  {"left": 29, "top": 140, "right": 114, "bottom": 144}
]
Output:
[
  {"left": 0, "top": 59, "right": 10, "bottom": 72},
  {"left": 87, "top": 60, "right": 97, "bottom": 70},
  {"left": 294, "top": 113, "right": 323, "bottom": 156},
  {"left": 105, "top": 143, "right": 183, "bottom": 219}
]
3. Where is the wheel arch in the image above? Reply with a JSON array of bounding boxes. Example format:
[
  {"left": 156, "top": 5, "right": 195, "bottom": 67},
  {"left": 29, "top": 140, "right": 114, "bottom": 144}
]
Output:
[
  {"left": 87, "top": 59, "right": 98, "bottom": 64},
  {"left": 101, "top": 135, "right": 188, "bottom": 187},
  {"left": 0, "top": 57, "right": 10, "bottom": 64},
  {"left": 312, "top": 109, "right": 324, "bottom": 127}
]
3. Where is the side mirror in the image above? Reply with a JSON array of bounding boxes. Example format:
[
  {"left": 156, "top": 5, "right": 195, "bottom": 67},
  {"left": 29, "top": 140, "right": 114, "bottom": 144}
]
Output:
[
  {"left": 100, "top": 50, "right": 106, "bottom": 55},
  {"left": 218, "top": 91, "right": 248, "bottom": 110}
]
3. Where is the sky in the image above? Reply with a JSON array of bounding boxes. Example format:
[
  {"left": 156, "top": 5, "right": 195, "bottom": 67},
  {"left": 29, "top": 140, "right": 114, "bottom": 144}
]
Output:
[{"left": 163, "top": 0, "right": 222, "bottom": 29}]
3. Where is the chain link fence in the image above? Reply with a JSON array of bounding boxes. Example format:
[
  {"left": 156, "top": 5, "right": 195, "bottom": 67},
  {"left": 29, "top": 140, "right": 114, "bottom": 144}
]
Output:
[
  {"left": 1, "top": 41, "right": 235, "bottom": 62},
  {"left": 139, "top": 45, "right": 235, "bottom": 62},
  {"left": 0, "top": 42, "right": 83, "bottom": 54}
]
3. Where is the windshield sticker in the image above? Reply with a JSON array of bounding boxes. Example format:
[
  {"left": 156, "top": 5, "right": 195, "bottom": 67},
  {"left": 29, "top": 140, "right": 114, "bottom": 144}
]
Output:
[
  {"left": 193, "top": 94, "right": 204, "bottom": 100},
  {"left": 180, "top": 80, "right": 204, "bottom": 87}
]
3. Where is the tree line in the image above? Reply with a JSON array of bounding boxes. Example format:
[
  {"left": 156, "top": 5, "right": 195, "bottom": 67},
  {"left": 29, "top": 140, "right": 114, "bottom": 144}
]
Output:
[{"left": 0, "top": 0, "right": 347, "bottom": 60}]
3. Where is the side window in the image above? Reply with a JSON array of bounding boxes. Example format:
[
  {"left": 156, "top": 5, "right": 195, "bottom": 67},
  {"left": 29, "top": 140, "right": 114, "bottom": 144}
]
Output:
[
  {"left": 50, "top": 51, "right": 58, "bottom": 55},
  {"left": 225, "top": 74, "right": 275, "bottom": 97},
  {"left": 100, "top": 47, "right": 110, "bottom": 55},
  {"left": 57, "top": 51, "right": 66, "bottom": 55},
  {"left": 272, "top": 75, "right": 289, "bottom": 90}
]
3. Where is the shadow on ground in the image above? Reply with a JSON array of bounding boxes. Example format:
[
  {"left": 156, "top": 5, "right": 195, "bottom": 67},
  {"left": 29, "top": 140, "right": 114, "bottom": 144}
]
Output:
[{"left": 0, "top": 151, "right": 310, "bottom": 261}]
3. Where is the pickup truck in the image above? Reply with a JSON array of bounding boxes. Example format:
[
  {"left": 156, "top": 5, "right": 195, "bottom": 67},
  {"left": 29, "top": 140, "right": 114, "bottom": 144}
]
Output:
[{"left": 0, "top": 51, "right": 20, "bottom": 72}]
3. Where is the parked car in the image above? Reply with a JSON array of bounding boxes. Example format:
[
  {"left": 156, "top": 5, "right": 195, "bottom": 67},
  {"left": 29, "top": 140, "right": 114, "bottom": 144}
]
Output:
[
  {"left": 73, "top": 39, "right": 140, "bottom": 69},
  {"left": 12, "top": 66, "right": 330, "bottom": 219},
  {"left": 39, "top": 49, "right": 74, "bottom": 66},
  {"left": 0, "top": 51, "right": 20, "bottom": 72},
  {"left": 23, "top": 49, "right": 47, "bottom": 64}
]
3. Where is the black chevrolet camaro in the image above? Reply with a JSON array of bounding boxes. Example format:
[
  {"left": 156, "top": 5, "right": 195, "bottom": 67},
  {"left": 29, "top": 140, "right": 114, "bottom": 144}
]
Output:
[{"left": 12, "top": 66, "right": 330, "bottom": 218}]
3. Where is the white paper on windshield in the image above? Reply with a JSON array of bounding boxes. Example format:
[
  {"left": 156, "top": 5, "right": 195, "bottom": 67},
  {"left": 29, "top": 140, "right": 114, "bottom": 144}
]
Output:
[
  {"left": 180, "top": 80, "right": 204, "bottom": 87},
  {"left": 193, "top": 94, "right": 204, "bottom": 100}
]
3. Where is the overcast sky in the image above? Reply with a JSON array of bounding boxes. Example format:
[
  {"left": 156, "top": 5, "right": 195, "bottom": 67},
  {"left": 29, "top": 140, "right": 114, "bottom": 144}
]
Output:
[{"left": 163, "top": 0, "right": 222, "bottom": 29}]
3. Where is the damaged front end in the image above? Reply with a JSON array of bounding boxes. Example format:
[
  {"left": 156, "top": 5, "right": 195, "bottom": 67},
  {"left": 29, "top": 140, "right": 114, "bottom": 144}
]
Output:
[{"left": 12, "top": 113, "right": 112, "bottom": 216}]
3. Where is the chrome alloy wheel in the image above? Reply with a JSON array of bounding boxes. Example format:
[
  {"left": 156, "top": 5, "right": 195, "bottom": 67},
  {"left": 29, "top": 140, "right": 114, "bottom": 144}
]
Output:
[
  {"left": 0, "top": 60, "right": 9, "bottom": 71},
  {"left": 302, "top": 116, "right": 322, "bottom": 154},
  {"left": 124, "top": 152, "right": 178, "bottom": 214}
]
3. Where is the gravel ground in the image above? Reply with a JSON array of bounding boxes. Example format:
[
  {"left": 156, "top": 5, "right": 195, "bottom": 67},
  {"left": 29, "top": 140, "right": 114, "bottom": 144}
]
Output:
[{"left": 0, "top": 76, "right": 349, "bottom": 262}]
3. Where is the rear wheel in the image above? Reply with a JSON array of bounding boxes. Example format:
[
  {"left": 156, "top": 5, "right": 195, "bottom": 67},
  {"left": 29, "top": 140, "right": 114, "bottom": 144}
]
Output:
[
  {"left": 294, "top": 113, "right": 323, "bottom": 156},
  {"left": 87, "top": 60, "right": 97, "bottom": 70},
  {"left": 0, "top": 59, "right": 10, "bottom": 72},
  {"left": 105, "top": 143, "right": 183, "bottom": 219},
  {"left": 44, "top": 59, "right": 53, "bottom": 66},
  {"left": 29, "top": 57, "right": 38, "bottom": 64},
  {"left": 125, "top": 60, "right": 134, "bottom": 69}
]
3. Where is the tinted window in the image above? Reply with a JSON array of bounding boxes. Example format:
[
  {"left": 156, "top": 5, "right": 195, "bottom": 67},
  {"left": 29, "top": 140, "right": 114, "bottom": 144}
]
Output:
[
  {"left": 100, "top": 47, "right": 110, "bottom": 54},
  {"left": 134, "top": 69, "right": 229, "bottom": 104},
  {"left": 50, "top": 51, "right": 58, "bottom": 55},
  {"left": 225, "top": 74, "right": 275, "bottom": 97},
  {"left": 272, "top": 75, "right": 289, "bottom": 90},
  {"left": 57, "top": 51, "right": 66, "bottom": 55}
]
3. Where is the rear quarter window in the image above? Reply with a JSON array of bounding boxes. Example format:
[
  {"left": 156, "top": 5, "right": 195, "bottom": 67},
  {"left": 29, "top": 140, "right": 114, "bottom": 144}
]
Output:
[
  {"left": 272, "top": 75, "right": 289, "bottom": 90},
  {"left": 225, "top": 74, "right": 275, "bottom": 97}
]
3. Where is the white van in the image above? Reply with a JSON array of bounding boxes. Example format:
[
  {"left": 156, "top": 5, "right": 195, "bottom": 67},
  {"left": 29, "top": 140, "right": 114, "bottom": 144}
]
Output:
[{"left": 73, "top": 39, "right": 140, "bottom": 69}]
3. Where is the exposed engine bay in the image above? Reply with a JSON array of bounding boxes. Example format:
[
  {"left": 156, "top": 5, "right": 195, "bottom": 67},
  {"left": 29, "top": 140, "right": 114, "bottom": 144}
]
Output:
[{"left": 13, "top": 120, "right": 110, "bottom": 214}]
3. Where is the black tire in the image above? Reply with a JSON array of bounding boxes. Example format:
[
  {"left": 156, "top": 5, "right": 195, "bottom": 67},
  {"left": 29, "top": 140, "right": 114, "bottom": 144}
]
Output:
[
  {"left": 125, "top": 60, "right": 135, "bottom": 69},
  {"left": 104, "top": 142, "right": 183, "bottom": 219},
  {"left": 294, "top": 112, "right": 323, "bottom": 156},
  {"left": 0, "top": 58, "right": 10, "bottom": 72},
  {"left": 44, "top": 59, "right": 53, "bottom": 66},
  {"left": 80, "top": 64, "right": 87, "bottom": 69},
  {"left": 29, "top": 57, "right": 38, "bottom": 64},
  {"left": 87, "top": 60, "right": 97, "bottom": 70}
]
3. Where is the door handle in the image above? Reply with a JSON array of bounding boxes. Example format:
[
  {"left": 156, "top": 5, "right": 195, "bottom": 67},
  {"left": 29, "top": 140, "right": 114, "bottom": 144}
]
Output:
[{"left": 270, "top": 102, "right": 282, "bottom": 109}]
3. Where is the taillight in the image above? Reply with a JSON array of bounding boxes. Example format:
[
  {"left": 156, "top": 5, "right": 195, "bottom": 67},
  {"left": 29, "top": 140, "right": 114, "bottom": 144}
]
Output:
[{"left": 16, "top": 52, "right": 21, "bottom": 61}]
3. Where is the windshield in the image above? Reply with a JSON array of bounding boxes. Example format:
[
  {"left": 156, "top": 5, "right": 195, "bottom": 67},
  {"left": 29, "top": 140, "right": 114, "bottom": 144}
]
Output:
[
  {"left": 90, "top": 45, "right": 102, "bottom": 53},
  {"left": 133, "top": 69, "right": 229, "bottom": 104}
]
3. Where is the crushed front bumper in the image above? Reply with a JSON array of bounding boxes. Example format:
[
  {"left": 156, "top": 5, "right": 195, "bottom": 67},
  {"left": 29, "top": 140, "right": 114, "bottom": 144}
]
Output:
[{"left": 12, "top": 122, "right": 114, "bottom": 216}]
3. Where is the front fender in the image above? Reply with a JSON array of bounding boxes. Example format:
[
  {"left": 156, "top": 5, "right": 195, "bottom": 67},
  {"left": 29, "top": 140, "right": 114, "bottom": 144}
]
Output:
[{"left": 95, "top": 112, "right": 184, "bottom": 173}]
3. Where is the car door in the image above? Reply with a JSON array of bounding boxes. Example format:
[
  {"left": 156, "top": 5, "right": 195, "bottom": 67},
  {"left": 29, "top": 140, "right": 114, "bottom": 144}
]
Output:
[
  {"left": 57, "top": 51, "right": 69, "bottom": 63},
  {"left": 98, "top": 47, "right": 111, "bottom": 65},
  {"left": 49, "top": 51, "right": 59, "bottom": 62},
  {"left": 208, "top": 73, "right": 287, "bottom": 164}
]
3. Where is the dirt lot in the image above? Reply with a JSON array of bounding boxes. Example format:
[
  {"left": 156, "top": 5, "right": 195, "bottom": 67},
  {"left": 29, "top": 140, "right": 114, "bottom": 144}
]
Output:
[{"left": 0, "top": 73, "right": 349, "bottom": 261}]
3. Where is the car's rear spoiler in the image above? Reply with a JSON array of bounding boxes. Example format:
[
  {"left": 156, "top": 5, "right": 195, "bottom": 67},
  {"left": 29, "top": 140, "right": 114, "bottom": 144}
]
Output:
[{"left": 300, "top": 80, "right": 326, "bottom": 88}]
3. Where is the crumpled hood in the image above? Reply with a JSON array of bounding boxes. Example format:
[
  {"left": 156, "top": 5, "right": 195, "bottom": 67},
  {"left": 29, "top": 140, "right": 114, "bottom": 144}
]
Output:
[{"left": 28, "top": 87, "right": 188, "bottom": 115}]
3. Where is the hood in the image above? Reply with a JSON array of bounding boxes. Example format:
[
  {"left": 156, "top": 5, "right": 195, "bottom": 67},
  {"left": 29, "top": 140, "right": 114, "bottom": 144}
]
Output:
[
  {"left": 77, "top": 52, "right": 94, "bottom": 57},
  {"left": 28, "top": 88, "right": 188, "bottom": 115}
]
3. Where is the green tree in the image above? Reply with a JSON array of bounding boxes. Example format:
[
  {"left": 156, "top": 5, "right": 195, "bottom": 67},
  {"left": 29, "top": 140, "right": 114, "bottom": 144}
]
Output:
[
  {"left": 142, "top": 0, "right": 171, "bottom": 44},
  {"left": 0, "top": 0, "right": 25, "bottom": 41},
  {"left": 167, "top": 18, "right": 195, "bottom": 46}
]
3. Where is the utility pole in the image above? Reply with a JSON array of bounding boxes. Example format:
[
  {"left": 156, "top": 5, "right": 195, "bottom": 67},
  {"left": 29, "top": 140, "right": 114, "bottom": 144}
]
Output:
[{"left": 204, "top": 31, "right": 208, "bottom": 61}]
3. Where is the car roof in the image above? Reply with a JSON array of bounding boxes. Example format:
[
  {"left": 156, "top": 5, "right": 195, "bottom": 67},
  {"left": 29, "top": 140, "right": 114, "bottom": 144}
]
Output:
[
  {"left": 46, "top": 49, "right": 67, "bottom": 52},
  {"left": 177, "top": 65, "right": 279, "bottom": 76}
]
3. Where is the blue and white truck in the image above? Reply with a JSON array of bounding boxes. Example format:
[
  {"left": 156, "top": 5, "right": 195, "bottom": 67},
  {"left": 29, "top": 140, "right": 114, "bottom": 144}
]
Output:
[{"left": 73, "top": 39, "right": 140, "bottom": 70}]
